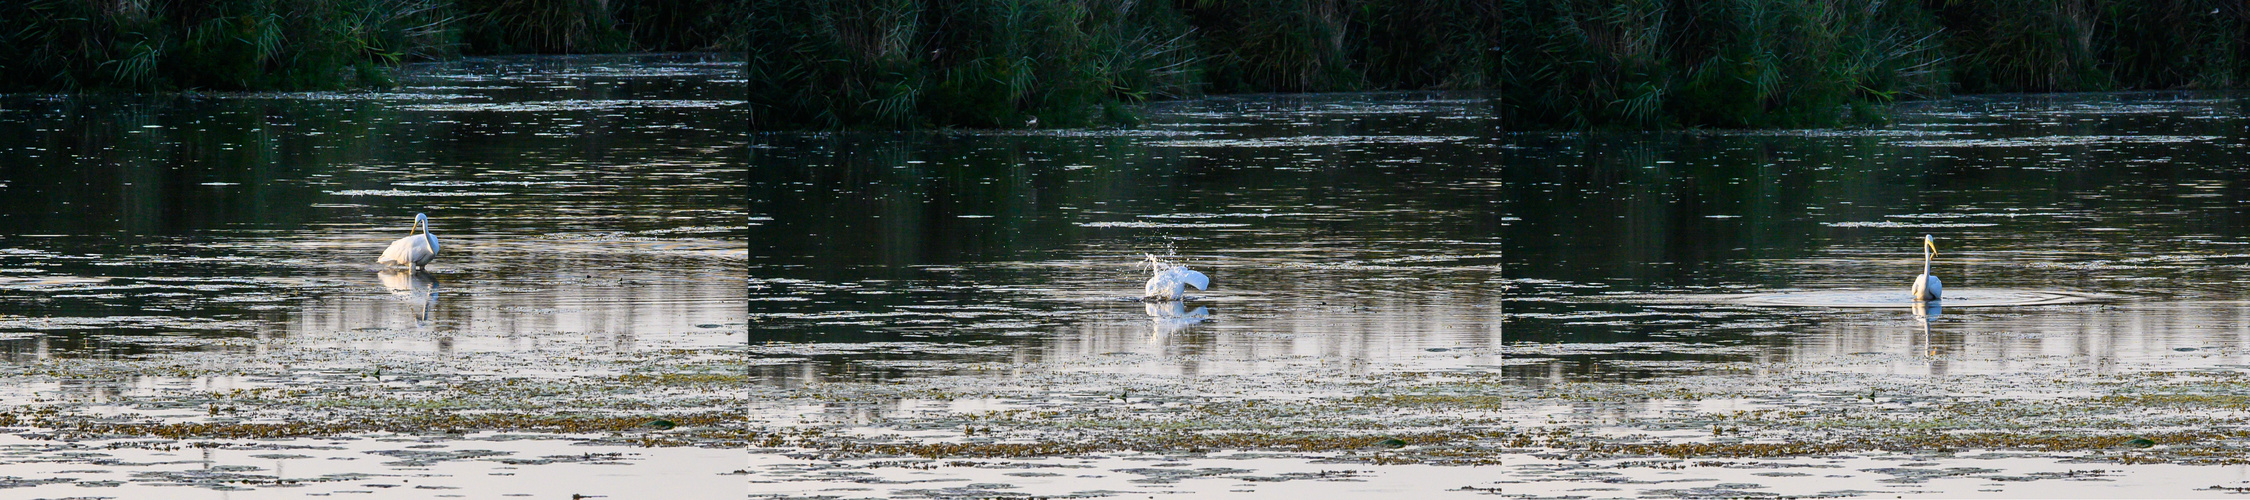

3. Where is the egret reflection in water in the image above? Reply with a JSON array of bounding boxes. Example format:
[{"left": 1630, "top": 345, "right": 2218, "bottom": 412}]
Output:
[
  {"left": 1913, "top": 301, "right": 1942, "bottom": 357},
  {"left": 1911, "top": 301, "right": 1942, "bottom": 319},
  {"left": 376, "top": 268, "right": 440, "bottom": 321},
  {"left": 1144, "top": 300, "right": 1211, "bottom": 337}
]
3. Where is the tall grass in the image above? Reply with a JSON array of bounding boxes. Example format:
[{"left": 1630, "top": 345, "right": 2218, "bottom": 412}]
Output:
[
  {"left": 745, "top": 0, "right": 1198, "bottom": 129},
  {"left": 0, "top": 0, "right": 455, "bottom": 91},
  {"left": 1497, "top": 0, "right": 1944, "bottom": 129},
  {"left": 746, "top": 0, "right": 1498, "bottom": 129},
  {"left": 455, "top": 0, "right": 625, "bottom": 54},
  {"left": 1183, "top": 0, "right": 1357, "bottom": 92},
  {"left": 2090, "top": 0, "right": 2250, "bottom": 90},
  {"left": 612, "top": 0, "right": 738, "bottom": 51},
  {"left": 1150, "top": 0, "right": 1501, "bottom": 93},
  {"left": 1928, "top": 0, "right": 2103, "bottom": 92},
  {"left": 1350, "top": 0, "right": 1501, "bottom": 90}
]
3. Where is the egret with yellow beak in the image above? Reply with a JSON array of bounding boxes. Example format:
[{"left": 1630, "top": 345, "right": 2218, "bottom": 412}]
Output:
[{"left": 1910, "top": 235, "right": 1942, "bottom": 302}]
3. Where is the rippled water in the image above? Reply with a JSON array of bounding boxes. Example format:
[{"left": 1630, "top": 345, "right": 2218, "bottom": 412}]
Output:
[
  {"left": 756, "top": 92, "right": 2250, "bottom": 381},
  {"left": 0, "top": 54, "right": 746, "bottom": 358},
  {"left": 752, "top": 91, "right": 2250, "bottom": 497},
  {"left": 0, "top": 54, "right": 745, "bottom": 497}
]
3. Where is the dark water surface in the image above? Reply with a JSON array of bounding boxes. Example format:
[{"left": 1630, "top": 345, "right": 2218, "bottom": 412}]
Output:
[
  {"left": 0, "top": 55, "right": 747, "bottom": 497},
  {"left": 755, "top": 91, "right": 2250, "bottom": 383},
  {"left": 744, "top": 92, "right": 2250, "bottom": 497},
  {"left": 0, "top": 54, "right": 747, "bottom": 360}
]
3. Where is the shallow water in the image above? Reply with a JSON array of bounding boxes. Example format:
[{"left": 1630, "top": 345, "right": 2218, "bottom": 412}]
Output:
[
  {"left": 752, "top": 91, "right": 2250, "bottom": 497},
  {"left": 754, "top": 92, "right": 2250, "bottom": 382},
  {"left": 0, "top": 54, "right": 746, "bottom": 497}
]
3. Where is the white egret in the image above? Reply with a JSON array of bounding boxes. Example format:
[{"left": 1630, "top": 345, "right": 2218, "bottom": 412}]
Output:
[
  {"left": 1910, "top": 234, "right": 1942, "bottom": 302},
  {"left": 377, "top": 213, "right": 441, "bottom": 270},
  {"left": 1142, "top": 254, "right": 1209, "bottom": 301}
]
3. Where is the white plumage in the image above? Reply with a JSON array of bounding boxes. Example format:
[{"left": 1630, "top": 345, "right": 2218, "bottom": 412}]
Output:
[
  {"left": 1910, "top": 234, "right": 1942, "bottom": 302},
  {"left": 378, "top": 213, "right": 441, "bottom": 270},
  {"left": 1142, "top": 254, "right": 1209, "bottom": 301}
]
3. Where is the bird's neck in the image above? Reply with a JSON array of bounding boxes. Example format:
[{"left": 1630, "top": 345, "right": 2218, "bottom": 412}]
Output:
[{"left": 1922, "top": 251, "right": 1932, "bottom": 275}]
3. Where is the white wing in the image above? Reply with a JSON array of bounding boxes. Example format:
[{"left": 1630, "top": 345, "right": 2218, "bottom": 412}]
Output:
[
  {"left": 378, "top": 234, "right": 422, "bottom": 266},
  {"left": 378, "top": 234, "right": 438, "bottom": 267},
  {"left": 1145, "top": 267, "right": 1210, "bottom": 299},
  {"left": 1911, "top": 274, "right": 1942, "bottom": 301},
  {"left": 1176, "top": 268, "right": 1208, "bottom": 292}
]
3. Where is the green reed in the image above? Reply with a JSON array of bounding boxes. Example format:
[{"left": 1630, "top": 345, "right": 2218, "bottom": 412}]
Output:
[
  {"left": 745, "top": 0, "right": 1198, "bottom": 129},
  {"left": 0, "top": 0, "right": 455, "bottom": 91}
]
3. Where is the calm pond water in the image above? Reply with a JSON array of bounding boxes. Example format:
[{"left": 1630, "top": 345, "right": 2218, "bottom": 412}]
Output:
[
  {"left": 754, "top": 91, "right": 2250, "bottom": 382},
  {"left": 0, "top": 54, "right": 746, "bottom": 497},
  {"left": 751, "top": 91, "right": 2250, "bottom": 497},
  {"left": 0, "top": 54, "right": 746, "bottom": 358}
]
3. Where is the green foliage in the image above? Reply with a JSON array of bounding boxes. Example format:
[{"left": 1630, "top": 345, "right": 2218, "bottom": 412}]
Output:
[
  {"left": 612, "top": 0, "right": 737, "bottom": 51},
  {"left": 0, "top": 0, "right": 456, "bottom": 92},
  {"left": 745, "top": 0, "right": 1198, "bottom": 129},
  {"left": 735, "top": 0, "right": 2250, "bottom": 129},
  {"left": 456, "top": 0, "right": 626, "bottom": 54},
  {"left": 743, "top": 0, "right": 929, "bottom": 128},
  {"left": 1350, "top": 0, "right": 1501, "bottom": 89},
  {"left": 1927, "top": 0, "right": 2250, "bottom": 93},
  {"left": 1183, "top": 0, "right": 1359, "bottom": 92},
  {"left": 2089, "top": 0, "right": 2250, "bottom": 89},
  {"left": 1177, "top": 0, "right": 1499, "bottom": 93},
  {"left": 1928, "top": 0, "right": 2104, "bottom": 92},
  {"left": 1497, "top": 0, "right": 1944, "bottom": 129},
  {"left": 1497, "top": 0, "right": 1674, "bottom": 128},
  {"left": 1670, "top": 0, "right": 1947, "bottom": 127}
]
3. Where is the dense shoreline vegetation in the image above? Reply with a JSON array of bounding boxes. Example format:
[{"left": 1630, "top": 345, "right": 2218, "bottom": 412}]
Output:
[
  {"left": 747, "top": 0, "right": 2250, "bottom": 130},
  {"left": 0, "top": 0, "right": 740, "bottom": 92},
  {"left": 4, "top": 1, "right": 2244, "bottom": 129}
]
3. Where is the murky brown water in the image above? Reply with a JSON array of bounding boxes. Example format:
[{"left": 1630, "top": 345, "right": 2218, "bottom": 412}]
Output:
[
  {"left": 751, "top": 92, "right": 2250, "bottom": 497},
  {"left": 0, "top": 54, "right": 745, "bottom": 497}
]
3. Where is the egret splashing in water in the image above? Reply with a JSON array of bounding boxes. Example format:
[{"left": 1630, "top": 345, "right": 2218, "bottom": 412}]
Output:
[
  {"left": 1142, "top": 254, "right": 1209, "bottom": 301},
  {"left": 1911, "top": 234, "right": 1943, "bottom": 302}
]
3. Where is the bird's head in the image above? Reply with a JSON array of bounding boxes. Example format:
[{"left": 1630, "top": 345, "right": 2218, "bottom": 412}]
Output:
[{"left": 1923, "top": 234, "right": 1936, "bottom": 254}]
